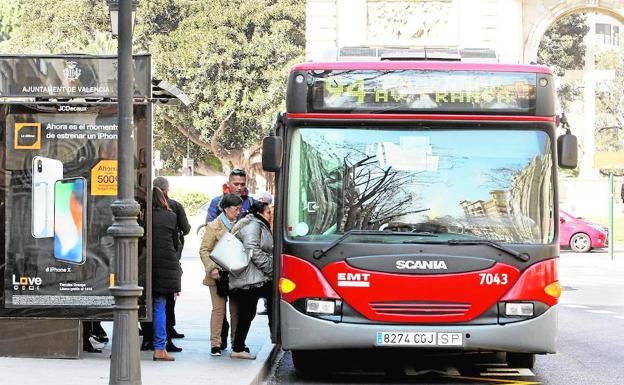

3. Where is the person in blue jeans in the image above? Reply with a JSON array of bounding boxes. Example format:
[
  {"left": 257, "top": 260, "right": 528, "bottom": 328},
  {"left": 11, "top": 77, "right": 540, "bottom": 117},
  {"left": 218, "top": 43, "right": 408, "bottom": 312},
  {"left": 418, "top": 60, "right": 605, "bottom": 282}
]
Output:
[{"left": 151, "top": 186, "right": 182, "bottom": 361}]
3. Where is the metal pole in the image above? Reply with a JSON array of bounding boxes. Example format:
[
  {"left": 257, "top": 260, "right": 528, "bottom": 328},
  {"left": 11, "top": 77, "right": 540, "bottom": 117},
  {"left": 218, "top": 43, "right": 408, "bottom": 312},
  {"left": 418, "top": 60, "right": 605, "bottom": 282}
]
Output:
[
  {"left": 109, "top": 0, "right": 143, "bottom": 384},
  {"left": 608, "top": 172, "right": 614, "bottom": 261}
]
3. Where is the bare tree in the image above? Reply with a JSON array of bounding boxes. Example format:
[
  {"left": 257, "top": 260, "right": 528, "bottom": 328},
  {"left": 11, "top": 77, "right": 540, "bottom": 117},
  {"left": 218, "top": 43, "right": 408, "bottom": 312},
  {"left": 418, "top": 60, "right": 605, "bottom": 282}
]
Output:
[{"left": 338, "top": 154, "right": 419, "bottom": 231}]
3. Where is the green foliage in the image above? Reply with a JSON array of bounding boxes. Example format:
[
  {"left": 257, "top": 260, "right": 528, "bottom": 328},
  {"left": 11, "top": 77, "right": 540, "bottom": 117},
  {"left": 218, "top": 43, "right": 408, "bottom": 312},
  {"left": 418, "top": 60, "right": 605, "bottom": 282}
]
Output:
[
  {"left": 556, "top": 83, "right": 581, "bottom": 111},
  {"left": 595, "top": 44, "right": 624, "bottom": 177},
  {"left": 153, "top": 107, "right": 220, "bottom": 175},
  {"left": 537, "top": 13, "right": 589, "bottom": 76},
  {"left": 0, "top": 0, "right": 110, "bottom": 53},
  {"left": 134, "top": 0, "right": 185, "bottom": 52},
  {"left": 559, "top": 166, "right": 579, "bottom": 178},
  {"left": 0, "top": 0, "right": 21, "bottom": 42},
  {"left": 82, "top": 31, "right": 117, "bottom": 55},
  {"left": 0, "top": 0, "right": 306, "bottom": 175},
  {"left": 168, "top": 190, "right": 211, "bottom": 216},
  {"left": 152, "top": 0, "right": 305, "bottom": 153}
]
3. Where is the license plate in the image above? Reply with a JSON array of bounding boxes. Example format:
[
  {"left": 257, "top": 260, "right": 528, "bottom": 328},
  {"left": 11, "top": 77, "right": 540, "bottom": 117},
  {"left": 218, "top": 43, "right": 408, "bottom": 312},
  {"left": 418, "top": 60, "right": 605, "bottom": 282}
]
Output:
[{"left": 376, "top": 332, "right": 463, "bottom": 346}]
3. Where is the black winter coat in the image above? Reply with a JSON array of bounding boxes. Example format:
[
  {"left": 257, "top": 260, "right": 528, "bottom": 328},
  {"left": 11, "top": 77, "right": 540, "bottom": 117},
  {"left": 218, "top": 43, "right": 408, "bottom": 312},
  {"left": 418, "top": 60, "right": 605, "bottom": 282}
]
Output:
[{"left": 152, "top": 207, "right": 182, "bottom": 295}]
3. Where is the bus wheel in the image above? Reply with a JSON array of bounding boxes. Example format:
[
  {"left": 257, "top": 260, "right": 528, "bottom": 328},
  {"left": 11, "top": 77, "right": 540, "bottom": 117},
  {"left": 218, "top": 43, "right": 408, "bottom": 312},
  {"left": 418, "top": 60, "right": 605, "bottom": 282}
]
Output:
[
  {"left": 291, "top": 350, "right": 318, "bottom": 375},
  {"left": 506, "top": 352, "right": 535, "bottom": 369}
]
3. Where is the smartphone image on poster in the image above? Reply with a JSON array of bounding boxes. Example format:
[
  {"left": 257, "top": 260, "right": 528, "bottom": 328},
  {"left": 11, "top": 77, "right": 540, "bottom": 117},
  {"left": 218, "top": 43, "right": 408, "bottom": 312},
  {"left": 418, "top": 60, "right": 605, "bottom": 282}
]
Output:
[
  {"left": 32, "top": 156, "right": 63, "bottom": 238},
  {"left": 54, "top": 177, "right": 86, "bottom": 264}
]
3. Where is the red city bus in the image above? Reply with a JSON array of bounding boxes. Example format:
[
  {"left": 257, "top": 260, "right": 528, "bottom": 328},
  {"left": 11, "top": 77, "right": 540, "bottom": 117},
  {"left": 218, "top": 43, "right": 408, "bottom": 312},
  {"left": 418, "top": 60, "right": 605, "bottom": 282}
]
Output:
[{"left": 261, "top": 61, "right": 578, "bottom": 372}]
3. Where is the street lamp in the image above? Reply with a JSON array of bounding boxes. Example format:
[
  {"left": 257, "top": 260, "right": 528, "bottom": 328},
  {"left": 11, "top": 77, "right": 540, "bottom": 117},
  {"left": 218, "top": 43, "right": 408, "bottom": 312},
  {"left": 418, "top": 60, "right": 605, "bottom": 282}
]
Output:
[
  {"left": 107, "top": 1, "right": 143, "bottom": 385},
  {"left": 107, "top": 0, "right": 138, "bottom": 38}
]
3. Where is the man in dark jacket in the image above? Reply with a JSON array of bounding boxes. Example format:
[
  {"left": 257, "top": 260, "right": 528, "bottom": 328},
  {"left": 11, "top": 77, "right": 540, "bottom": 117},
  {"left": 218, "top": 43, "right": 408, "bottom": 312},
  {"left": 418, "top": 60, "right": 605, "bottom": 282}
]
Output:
[
  {"left": 143, "top": 177, "right": 190, "bottom": 352},
  {"left": 206, "top": 168, "right": 254, "bottom": 222}
]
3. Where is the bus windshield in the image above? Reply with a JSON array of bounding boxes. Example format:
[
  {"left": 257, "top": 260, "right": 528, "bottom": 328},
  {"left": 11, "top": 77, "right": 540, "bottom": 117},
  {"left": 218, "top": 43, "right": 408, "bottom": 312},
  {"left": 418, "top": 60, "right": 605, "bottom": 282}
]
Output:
[{"left": 287, "top": 128, "right": 553, "bottom": 244}]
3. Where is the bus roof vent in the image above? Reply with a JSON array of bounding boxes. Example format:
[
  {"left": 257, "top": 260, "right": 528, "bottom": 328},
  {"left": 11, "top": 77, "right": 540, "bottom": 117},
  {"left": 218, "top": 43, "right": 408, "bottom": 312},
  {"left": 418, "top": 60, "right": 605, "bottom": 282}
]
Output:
[
  {"left": 459, "top": 48, "right": 498, "bottom": 62},
  {"left": 380, "top": 47, "right": 461, "bottom": 61},
  {"left": 338, "top": 46, "right": 499, "bottom": 63},
  {"left": 339, "top": 46, "right": 378, "bottom": 58}
]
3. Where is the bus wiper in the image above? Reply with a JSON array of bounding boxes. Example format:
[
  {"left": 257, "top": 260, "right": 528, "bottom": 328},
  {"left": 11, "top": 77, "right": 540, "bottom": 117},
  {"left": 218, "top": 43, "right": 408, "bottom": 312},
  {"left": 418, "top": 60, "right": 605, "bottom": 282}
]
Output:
[
  {"left": 446, "top": 239, "right": 530, "bottom": 262},
  {"left": 312, "top": 230, "right": 437, "bottom": 260}
]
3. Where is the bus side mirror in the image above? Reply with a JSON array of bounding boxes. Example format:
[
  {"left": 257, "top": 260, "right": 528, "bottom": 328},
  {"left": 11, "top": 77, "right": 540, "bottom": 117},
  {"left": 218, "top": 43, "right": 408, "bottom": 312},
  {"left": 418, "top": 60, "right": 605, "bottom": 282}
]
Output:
[
  {"left": 557, "top": 133, "right": 578, "bottom": 169},
  {"left": 262, "top": 136, "right": 283, "bottom": 172}
]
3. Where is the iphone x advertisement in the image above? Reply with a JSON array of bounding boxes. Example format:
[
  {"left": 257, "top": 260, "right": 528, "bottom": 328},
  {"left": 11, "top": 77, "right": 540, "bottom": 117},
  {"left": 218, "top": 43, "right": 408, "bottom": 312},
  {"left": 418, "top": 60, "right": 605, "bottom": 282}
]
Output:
[
  {"left": 54, "top": 178, "right": 86, "bottom": 265},
  {"left": 0, "top": 101, "right": 150, "bottom": 319}
]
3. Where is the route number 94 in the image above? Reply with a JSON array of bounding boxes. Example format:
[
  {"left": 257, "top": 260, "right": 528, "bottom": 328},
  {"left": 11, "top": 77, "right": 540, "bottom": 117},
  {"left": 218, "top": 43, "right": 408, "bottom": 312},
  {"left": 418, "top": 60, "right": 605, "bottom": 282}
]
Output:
[{"left": 479, "top": 273, "right": 508, "bottom": 285}]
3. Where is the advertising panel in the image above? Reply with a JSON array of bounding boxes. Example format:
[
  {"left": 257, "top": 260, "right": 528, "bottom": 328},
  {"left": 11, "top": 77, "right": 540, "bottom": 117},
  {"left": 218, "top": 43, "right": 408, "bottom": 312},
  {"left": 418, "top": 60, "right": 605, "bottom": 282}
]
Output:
[{"left": 0, "top": 55, "right": 151, "bottom": 319}]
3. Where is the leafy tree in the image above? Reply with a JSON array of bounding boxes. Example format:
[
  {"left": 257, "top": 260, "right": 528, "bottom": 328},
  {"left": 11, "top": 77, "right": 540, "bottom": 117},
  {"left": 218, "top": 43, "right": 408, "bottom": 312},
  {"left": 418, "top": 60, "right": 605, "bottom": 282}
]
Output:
[
  {"left": 0, "top": 0, "right": 110, "bottom": 53},
  {"left": 0, "top": 0, "right": 22, "bottom": 42},
  {"left": 0, "top": 0, "right": 306, "bottom": 181},
  {"left": 134, "top": 0, "right": 185, "bottom": 52},
  {"left": 538, "top": 13, "right": 589, "bottom": 76},
  {"left": 152, "top": 0, "right": 305, "bottom": 181},
  {"left": 538, "top": 12, "right": 589, "bottom": 179},
  {"left": 595, "top": 47, "right": 624, "bottom": 177}
]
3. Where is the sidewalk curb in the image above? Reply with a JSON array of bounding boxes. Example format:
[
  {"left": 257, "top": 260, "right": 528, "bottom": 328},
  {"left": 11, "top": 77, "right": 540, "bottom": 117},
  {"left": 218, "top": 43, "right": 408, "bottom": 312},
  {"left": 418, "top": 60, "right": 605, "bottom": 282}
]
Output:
[{"left": 248, "top": 341, "right": 279, "bottom": 385}]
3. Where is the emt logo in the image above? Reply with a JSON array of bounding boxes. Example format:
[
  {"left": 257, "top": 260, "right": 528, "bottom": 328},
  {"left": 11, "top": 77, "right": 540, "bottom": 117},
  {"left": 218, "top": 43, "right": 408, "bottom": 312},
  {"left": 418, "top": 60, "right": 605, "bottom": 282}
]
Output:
[
  {"left": 12, "top": 275, "right": 42, "bottom": 291},
  {"left": 337, "top": 272, "right": 370, "bottom": 287}
]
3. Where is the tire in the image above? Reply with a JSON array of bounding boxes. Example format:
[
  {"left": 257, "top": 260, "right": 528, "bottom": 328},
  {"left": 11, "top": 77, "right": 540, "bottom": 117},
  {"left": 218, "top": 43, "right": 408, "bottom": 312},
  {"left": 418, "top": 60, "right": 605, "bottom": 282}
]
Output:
[
  {"left": 570, "top": 233, "right": 591, "bottom": 252},
  {"left": 196, "top": 224, "right": 206, "bottom": 241},
  {"left": 506, "top": 352, "right": 535, "bottom": 369},
  {"left": 291, "top": 350, "right": 318, "bottom": 375}
]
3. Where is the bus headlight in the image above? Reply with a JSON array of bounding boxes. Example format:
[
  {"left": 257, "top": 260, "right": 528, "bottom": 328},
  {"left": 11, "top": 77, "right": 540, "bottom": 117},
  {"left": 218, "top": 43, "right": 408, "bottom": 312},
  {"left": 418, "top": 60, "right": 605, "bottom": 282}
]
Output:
[
  {"left": 279, "top": 277, "right": 297, "bottom": 294},
  {"left": 306, "top": 299, "right": 336, "bottom": 314},
  {"left": 544, "top": 281, "right": 561, "bottom": 298},
  {"left": 505, "top": 302, "right": 534, "bottom": 317}
]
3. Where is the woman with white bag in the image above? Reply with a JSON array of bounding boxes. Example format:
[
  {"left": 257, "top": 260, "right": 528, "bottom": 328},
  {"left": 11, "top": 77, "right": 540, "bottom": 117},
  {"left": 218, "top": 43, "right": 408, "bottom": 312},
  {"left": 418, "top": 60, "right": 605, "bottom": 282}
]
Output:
[
  {"left": 199, "top": 193, "right": 242, "bottom": 356},
  {"left": 228, "top": 199, "right": 274, "bottom": 360}
]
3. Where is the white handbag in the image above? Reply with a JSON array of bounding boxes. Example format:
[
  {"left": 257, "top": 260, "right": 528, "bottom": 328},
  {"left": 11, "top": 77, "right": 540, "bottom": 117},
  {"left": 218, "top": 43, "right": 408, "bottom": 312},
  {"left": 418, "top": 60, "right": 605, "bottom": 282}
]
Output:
[{"left": 209, "top": 231, "right": 250, "bottom": 275}]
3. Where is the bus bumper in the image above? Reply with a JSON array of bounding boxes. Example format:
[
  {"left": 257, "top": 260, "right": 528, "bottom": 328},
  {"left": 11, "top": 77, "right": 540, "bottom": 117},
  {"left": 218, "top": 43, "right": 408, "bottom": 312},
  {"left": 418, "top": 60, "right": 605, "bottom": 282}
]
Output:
[{"left": 280, "top": 300, "right": 557, "bottom": 353}]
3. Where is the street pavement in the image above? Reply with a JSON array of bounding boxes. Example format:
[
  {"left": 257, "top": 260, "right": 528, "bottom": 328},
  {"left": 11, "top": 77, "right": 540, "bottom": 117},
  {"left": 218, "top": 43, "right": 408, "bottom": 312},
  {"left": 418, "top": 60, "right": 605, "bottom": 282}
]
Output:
[{"left": 0, "top": 223, "right": 276, "bottom": 385}]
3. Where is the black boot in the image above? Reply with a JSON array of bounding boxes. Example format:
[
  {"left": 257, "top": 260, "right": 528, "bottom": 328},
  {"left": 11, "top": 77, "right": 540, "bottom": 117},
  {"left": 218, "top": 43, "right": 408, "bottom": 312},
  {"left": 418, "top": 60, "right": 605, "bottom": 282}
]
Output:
[
  {"left": 140, "top": 339, "right": 154, "bottom": 351},
  {"left": 168, "top": 327, "right": 185, "bottom": 339},
  {"left": 220, "top": 319, "right": 229, "bottom": 350},
  {"left": 166, "top": 340, "right": 183, "bottom": 352}
]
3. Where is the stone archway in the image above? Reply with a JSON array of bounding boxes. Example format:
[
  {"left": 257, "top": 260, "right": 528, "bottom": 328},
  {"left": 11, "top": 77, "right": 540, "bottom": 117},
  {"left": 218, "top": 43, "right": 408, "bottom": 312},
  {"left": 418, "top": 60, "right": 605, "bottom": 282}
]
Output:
[{"left": 523, "top": 1, "right": 624, "bottom": 63}]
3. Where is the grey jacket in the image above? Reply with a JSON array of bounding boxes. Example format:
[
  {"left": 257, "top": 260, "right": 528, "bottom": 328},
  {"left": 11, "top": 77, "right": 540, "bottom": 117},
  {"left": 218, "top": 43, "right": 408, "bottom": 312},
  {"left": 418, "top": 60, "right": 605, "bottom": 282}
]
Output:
[{"left": 229, "top": 214, "right": 273, "bottom": 291}]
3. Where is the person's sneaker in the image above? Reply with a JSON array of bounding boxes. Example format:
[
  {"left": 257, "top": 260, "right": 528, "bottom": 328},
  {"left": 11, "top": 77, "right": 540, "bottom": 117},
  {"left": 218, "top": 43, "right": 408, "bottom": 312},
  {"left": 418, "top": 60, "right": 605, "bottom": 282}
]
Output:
[
  {"left": 231, "top": 351, "right": 256, "bottom": 360},
  {"left": 92, "top": 334, "right": 109, "bottom": 344},
  {"left": 89, "top": 337, "right": 105, "bottom": 350},
  {"left": 210, "top": 347, "right": 222, "bottom": 356}
]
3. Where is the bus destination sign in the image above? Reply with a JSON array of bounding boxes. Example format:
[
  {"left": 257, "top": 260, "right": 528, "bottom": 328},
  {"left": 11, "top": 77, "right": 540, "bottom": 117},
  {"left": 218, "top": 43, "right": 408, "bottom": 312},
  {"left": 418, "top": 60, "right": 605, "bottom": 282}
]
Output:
[{"left": 310, "top": 70, "right": 537, "bottom": 113}]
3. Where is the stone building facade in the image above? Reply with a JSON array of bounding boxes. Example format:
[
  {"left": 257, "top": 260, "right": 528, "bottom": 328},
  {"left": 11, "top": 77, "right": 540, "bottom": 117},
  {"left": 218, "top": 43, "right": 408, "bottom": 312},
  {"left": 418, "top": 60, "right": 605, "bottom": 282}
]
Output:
[{"left": 306, "top": 0, "right": 624, "bottom": 63}]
